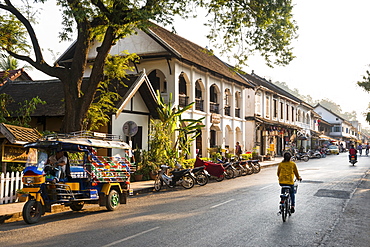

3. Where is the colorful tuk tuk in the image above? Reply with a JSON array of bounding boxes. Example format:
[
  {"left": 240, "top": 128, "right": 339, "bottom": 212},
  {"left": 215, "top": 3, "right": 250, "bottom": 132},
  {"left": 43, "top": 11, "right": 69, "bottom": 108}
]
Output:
[{"left": 21, "top": 131, "right": 133, "bottom": 224}]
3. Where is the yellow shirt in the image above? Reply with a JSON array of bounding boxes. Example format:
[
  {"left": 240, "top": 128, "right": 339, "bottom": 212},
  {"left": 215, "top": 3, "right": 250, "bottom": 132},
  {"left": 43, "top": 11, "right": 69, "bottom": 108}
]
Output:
[{"left": 277, "top": 161, "right": 300, "bottom": 185}]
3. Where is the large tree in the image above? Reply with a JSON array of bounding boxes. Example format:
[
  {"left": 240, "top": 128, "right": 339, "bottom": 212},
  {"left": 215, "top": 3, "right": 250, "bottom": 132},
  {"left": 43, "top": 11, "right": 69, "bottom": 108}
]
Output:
[
  {"left": 0, "top": 0, "right": 297, "bottom": 132},
  {"left": 358, "top": 69, "right": 370, "bottom": 123}
]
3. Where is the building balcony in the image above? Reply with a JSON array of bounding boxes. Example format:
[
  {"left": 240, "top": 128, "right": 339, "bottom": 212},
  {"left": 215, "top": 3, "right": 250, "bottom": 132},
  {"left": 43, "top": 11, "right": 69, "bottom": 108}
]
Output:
[
  {"left": 210, "top": 102, "right": 219, "bottom": 114},
  {"left": 224, "top": 106, "right": 231, "bottom": 116},
  {"left": 195, "top": 98, "right": 204, "bottom": 111},
  {"left": 179, "top": 94, "right": 189, "bottom": 107},
  {"left": 235, "top": 108, "right": 240, "bottom": 118}
]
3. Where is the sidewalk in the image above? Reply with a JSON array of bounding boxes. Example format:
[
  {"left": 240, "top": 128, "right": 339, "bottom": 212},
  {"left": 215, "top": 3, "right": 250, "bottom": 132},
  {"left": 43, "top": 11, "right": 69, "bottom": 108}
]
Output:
[{"left": 0, "top": 158, "right": 282, "bottom": 224}]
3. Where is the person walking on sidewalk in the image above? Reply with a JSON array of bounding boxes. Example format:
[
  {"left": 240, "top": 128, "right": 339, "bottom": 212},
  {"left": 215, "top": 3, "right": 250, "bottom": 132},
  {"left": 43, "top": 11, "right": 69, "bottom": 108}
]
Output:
[
  {"left": 235, "top": 142, "right": 242, "bottom": 160},
  {"left": 277, "top": 152, "right": 302, "bottom": 213}
]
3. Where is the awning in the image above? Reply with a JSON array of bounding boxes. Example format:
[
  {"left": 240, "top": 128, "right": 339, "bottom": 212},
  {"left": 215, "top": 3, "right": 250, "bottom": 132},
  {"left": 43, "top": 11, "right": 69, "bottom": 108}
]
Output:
[{"left": 319, "top": 135, "right": 332, "bottom": 141}]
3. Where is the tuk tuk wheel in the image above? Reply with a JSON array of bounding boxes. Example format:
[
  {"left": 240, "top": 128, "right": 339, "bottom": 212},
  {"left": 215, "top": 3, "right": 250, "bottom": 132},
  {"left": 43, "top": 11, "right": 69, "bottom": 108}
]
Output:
[
  {"left": 70, "top": 201, "right": 84, "bottom": 211},
  {"left": 106, "top": 189, "right": 120, "bottom": 211},
  {"left": 23, "top": 200, "right": 42, "bottom": 224}
]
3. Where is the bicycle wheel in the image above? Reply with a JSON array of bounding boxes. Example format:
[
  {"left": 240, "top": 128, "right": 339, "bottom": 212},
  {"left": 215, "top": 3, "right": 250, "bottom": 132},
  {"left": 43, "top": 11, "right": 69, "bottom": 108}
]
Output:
[{"left": 282, "top": 200, "right": 288, "bottom": 222}]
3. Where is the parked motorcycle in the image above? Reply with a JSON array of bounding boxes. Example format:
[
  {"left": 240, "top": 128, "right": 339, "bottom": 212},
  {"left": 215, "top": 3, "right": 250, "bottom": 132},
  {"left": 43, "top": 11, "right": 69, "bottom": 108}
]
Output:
[
  {"left": 217, "top": 159, "right": 237, "bottom": 179},
  {"left": 229, "top": 157, "right": 249, "bottom": 176},
  {"left": 194, "top": 157, "right": 225, "bottom": 182},
  {"left": 154, "top": 165, "right": 195, "bottom": 191},
  {"left": 191, "top": 165, "right": 209, "bottom": 186},
  {"left": 291, "top": 150, "right": 309, "bottom": 162},
  {"left": 249, "top": 160, "right": 261, "bottom": 173},
  {"left": 307, "top": 149, "right": 322, "bottom": 159},
  {"left": 349, "top": 154, "right": 357, "bottom": 166}
]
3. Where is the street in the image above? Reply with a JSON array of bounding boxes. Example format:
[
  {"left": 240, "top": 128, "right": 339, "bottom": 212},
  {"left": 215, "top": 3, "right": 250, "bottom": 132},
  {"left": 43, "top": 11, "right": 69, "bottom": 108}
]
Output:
[{"left": 1, "top": 153, "right": 369, "bottom": 247}]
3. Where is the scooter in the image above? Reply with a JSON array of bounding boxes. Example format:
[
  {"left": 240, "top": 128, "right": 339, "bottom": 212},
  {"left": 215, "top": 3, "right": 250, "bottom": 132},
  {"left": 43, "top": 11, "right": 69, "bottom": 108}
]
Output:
[
  {"left": 307, "top": 149, "right": 322, "bottom": 159},
  {"left": 154, "top": 165, "right": 195, "bottom": 191},
  {"left": 291, "top": 149, "right": 309, "bottom": 162},
  {"left": 191, "top": 166, "right": 209, "bottom": 186},
  {"left": 217, "top": 159, "right": 237, "bottom": 179},
  {"left": 349, "top": 154, "right": 357, "bottom": 166}
]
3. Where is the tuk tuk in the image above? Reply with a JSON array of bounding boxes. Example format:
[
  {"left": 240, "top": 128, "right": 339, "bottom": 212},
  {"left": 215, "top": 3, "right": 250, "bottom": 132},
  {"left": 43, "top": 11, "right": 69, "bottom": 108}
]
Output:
[{"left": 21, "top": 131, "right": 134, "bottom": 224}]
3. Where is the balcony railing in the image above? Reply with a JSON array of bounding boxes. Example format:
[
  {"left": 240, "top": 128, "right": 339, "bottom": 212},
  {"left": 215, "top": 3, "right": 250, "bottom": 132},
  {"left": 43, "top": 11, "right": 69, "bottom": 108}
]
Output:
[
  {"left": 210, "top": 102, "right": 219, "bottom": 114},
  {"left": 179, "top": 95, "right": 189, "bottom": 107},
  {"left": 195, "top": 98, "right": 204, "bottom": 111},
  {"left": 235, "top": 108, "right": 240, "bottom": 118},
  {"left": 224, "top": 106, "right": 231, "bottom": 116}
]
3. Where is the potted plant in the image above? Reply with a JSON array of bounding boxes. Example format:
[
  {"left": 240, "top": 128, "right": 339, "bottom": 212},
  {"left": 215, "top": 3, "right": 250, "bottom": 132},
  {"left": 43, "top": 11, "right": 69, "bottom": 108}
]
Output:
[
  {"left": 133, "top": 169, "right": 144, "bottom": 181},
  {"left": 16, "top": 189, "right": 28, "bottom": 202}
]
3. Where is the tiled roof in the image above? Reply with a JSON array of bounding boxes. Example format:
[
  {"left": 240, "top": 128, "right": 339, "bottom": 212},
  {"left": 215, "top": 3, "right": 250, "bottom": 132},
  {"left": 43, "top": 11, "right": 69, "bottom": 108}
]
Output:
[
  {"left": 0, "top": 123, "right": 41, "bottom": 144},
  {"left": 0, "top": 68, "right": 32, "bottom": 86},
  {"left": 0, "top": 79, "right": 65, "bottom": 116},
  {"left": 146, "top": 24, "right": 253, "bottom": 88},
  {"left": 0, "top": 74, "right": 159, "bottom": 118}
]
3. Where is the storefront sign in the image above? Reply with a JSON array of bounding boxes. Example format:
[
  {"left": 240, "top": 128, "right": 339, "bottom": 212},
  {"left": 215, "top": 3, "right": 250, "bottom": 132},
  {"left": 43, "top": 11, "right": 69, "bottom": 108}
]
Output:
[{"left": 2, "top": 145, "right": 35, "bottom": 163}]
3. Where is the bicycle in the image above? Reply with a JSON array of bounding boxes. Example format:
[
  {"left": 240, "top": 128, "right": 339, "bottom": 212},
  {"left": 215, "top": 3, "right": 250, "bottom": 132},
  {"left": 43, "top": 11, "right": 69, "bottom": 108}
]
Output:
[{"left": 278, "top": 180, "right": 299, "bottom": 222}]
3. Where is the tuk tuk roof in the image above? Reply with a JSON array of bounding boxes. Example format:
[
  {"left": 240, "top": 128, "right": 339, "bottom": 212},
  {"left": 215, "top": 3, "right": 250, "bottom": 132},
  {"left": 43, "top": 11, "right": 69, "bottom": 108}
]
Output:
[{"left": 24, "top": 131, "right": 131, "bottom": 150}]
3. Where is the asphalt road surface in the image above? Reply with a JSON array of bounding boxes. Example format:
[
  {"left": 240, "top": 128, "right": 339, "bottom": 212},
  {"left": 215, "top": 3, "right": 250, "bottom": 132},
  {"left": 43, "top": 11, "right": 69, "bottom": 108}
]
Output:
[{"left": 1, "top": 153, "right": 369, "bottom": 247}]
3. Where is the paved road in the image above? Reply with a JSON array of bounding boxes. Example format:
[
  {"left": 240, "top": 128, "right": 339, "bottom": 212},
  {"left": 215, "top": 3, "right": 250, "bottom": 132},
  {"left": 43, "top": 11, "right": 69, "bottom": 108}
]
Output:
[{"left": 0, "top": 153, "right": 368, "bottom": 247}]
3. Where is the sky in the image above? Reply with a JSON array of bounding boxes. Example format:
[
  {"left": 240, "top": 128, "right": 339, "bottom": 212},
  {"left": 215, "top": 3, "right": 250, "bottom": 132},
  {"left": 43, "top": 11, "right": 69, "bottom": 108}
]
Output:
[{"left": 28, "top": 0, "right": 370, "bottom": 127}]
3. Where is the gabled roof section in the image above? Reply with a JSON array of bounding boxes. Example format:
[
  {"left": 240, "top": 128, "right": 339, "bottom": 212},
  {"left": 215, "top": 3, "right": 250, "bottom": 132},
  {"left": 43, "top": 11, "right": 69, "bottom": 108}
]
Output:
[
  {"left": 314, "top": 103, "right": 345, "bottom": 121},
  {"left": 242, "top": 71, "right": 312, "bottom": 107},
  {"left": 0, "top": 123, "right": 41, "bottom": 144},
  {"left": 115, "top": 70, "right": 159, "bottom": 118},
  {"left": 144, "top": 23, "right": 253, "bottom": 88},
  {"left": 0, "top": 73, "right": 159, "bottom": 119},
  {"left": 0, "top": 68, "right": 32, "bottom": 86}
]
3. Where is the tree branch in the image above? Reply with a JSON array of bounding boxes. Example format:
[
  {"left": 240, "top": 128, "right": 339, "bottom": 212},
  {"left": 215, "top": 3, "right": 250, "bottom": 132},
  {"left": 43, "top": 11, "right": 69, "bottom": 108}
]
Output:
[{"left": 2, "top": 0, "right": 43, "bottom": 63}]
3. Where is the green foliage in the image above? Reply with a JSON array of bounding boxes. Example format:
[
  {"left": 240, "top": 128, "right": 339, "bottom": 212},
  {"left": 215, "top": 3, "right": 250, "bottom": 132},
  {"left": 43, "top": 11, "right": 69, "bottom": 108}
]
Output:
[
  {"left": 358, "top": 69, "right": 370, "bottom": 123},
  {"left": 0, "top": 55, "right": 33, "bottom": 71},
  {"left": 207, "top": 147, "right": 222, "bottom": 161},
  {"left": 203, "top": 0, "right": 297, "bottom": 67},
  {"left": 0, "top": 14, "right": 30, "bottom": 53},
  {"left": 0, "top": 93, "right": 46, "bottom": 127},
  {"left": 241, "top": 153, "right": 252, "bottom": 160},
  {"left": 0, "top": 0, "right": 297, "bottom": 131},
  {"left": 146, "top": 92, "right": 204, "bottom": 168},
  {"left": 84, "top": 53, "right": 139, "bottom": 130}
]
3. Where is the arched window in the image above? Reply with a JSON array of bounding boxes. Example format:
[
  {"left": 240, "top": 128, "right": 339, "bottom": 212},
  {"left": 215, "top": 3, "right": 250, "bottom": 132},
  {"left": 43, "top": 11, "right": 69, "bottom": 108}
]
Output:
[
  {"left": 235, "top": 91, "right": 241, "bottom": 118},
  {"left": 148, "top": 69, "right": 166, "bottom": 93},
  {"left": 210, "top": 84, "right": 219, "bottom": 113},
  {"left": 195, "top": 79, "right": 204, "bottom": 111},
  {"left": 224, "top": 89, "right": 231, "bottom": 116},
  {"left": 178, "top": 73, "right": 189, "bottom": 107}
]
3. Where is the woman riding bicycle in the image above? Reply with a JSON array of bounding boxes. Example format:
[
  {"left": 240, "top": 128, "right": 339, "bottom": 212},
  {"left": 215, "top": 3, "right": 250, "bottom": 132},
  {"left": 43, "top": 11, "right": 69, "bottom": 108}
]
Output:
[{"left": 277, "top": 152, "right": 302, "bottom": 213}]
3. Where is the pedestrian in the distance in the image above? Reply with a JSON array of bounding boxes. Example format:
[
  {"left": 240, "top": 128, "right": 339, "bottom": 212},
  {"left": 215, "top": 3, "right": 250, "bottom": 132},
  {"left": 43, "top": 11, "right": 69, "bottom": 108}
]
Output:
[{"left": 235, "top": 142, "right": 242, "bottom": 160}]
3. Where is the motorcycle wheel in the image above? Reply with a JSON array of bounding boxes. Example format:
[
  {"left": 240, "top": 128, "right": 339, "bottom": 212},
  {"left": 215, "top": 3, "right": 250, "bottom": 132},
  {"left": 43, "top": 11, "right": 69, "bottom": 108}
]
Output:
[
  {"left": 215, "top": 174, "right": 224, "bottom": 182},
  {"left": 253, "top": 163, "right": 261, "bottom": 173},
  {"left": 240, "top": 167, "right": 248, "bottom": 176},
  {"left": 196, "top": 172, "right": 209, "bottom": 186},
  {"left": 303, "top": 156, "right": 309, "bottom": 162},
  {"left": 246, "top": 165, "right": 254, "bottom": 175},
  {"left": 291, "top": 156, "right": 297, "bottom": 161},
  {"left": 225, "top": 168, "right": 234, "bottom": 179},
  {"left": 70, "top": 201, "right": 84, "bottom": 211},
  {"left": 106, "top": 189, "right": 120, "bottom": 211},
  {"left": 23, "top": 200, "right": 42, "bottom": 224},
  {"left": 181, "top": 174, "right": 195, "bottom": 189},
  {"left": 315, "top": 154, "right": 321, "bottom": 159},
  {"left": 154, "top": 178, "right": 162, "bottom": 191}
]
